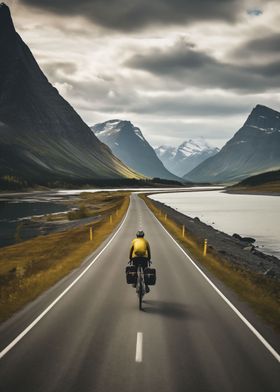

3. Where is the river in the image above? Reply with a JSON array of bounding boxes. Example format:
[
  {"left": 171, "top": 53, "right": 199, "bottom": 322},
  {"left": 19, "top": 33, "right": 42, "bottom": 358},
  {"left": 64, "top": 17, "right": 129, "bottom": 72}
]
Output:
[
  {"left": 150, "top": 190, "right": 280, "bottom": 258},
  {"left": 0, "top": 192, "right": 73, "bottom": 247},
  {"left": 0, "top": 187, "right": 193, "bottom": 247}
]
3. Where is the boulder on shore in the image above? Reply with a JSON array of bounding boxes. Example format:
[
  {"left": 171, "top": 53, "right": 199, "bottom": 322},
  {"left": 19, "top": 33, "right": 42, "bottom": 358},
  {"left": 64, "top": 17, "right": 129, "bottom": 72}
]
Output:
[{"left": 232, "top": 233, "right": 256, "bottom": 243}]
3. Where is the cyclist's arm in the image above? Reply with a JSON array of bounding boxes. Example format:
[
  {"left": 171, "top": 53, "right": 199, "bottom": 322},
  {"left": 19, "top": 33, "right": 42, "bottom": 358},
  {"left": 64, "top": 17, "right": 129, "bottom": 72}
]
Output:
[
  {"left": 147, "top": 241, "right": 151, "bottom": 260},
  {"left": 129, "top": 243, "right": 134, "bottom": 260}
]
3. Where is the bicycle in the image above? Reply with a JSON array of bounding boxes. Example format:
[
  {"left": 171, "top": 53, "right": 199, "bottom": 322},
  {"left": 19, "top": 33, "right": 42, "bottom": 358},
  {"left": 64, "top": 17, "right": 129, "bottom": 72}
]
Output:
[
  {"left": 136, "top": 264, "right": 146, "bottom": 310},
  {"left": 126, "top": 259, "right": 155, "bottom": 311}
]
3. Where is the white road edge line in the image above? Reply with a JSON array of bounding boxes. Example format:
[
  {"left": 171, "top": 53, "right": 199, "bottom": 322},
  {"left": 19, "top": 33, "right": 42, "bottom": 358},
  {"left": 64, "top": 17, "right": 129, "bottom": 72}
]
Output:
[
  {"left": 0, "top": 202, "right": 131, "bottom": 360},
  {"left": 147, "top": 202, "right": 280, "bottom": 364},
  {"left": 135, "top": 332, "right": 143, "bottom": 363}
]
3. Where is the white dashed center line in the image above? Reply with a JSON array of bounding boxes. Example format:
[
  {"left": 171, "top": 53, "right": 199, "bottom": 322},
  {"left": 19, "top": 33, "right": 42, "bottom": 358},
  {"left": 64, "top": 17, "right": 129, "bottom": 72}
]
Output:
[{"left": 135, "top": 332, "right": 143, "bottom": 363}]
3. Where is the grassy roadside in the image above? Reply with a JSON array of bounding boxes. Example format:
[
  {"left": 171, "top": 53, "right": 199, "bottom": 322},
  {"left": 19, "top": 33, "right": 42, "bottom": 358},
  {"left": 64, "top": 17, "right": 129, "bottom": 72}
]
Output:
[
  {"left": 227, "top": 182, "right": 280, "bottom": 195},
  {"left": 0, "top": 191, "right": 130, "bottom": 322},
  {"left": 140, "top": 194, "right": 280, "bottom": 331}
]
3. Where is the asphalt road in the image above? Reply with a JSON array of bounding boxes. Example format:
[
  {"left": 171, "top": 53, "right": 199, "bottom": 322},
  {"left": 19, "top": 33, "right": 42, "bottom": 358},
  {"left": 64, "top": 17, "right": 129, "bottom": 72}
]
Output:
[{"left": 0, "top": 194, "right": 279, "bottom": 392}]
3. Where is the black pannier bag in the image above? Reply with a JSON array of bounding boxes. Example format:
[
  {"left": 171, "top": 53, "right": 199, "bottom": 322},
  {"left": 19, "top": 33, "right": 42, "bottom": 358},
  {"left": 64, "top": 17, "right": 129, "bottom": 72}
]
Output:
[
  {"left": 144, "top": 267, "right": 156, "bottom": 285},
  {"left": 126, "top": 265, "right": 137, "bottom": 284}
]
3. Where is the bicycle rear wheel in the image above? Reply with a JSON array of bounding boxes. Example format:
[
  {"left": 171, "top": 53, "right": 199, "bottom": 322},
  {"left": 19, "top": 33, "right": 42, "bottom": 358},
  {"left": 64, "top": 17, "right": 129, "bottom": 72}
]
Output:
[{"left": 138, "top": 280, "right": 143, "bottom": 310}]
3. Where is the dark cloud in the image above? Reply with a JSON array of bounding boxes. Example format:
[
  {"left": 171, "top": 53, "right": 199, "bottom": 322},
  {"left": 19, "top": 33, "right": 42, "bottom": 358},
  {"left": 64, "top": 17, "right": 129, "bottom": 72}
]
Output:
[
  {"left": 232, "top": 33, "right": 280, "bottom": 57},
  {"left": 126, "top": 95, "right": 250, "bottom": 117},
  {"left": 20, "top": 0, "right": 243, "bottom": 31},
  {"left": 42, "top": 61, "right": 78, "bottom": 80},
  {"left": 61, "top": 74, "right": 252, "bottom": 118},
  {"left": 128, "top": 39, "right": 215, "bottom": 73},
  {"left": 126, "top": 38, "right": 280, "bottom": 93},
  {"left": 252, "top": 60, "right": 280, "bottom": 77}
]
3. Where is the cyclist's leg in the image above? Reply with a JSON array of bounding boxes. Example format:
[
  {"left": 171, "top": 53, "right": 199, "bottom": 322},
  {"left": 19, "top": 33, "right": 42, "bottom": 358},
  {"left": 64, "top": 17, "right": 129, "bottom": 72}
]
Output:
[
  {"left": 142, "top": 258, "right": 150, "bottom": 293},
  {"left": 131, "top": 258, "right": 139, "bottom": 288},
  {"left": 133, "top": 258, "right": 150, "bottom": 293}
]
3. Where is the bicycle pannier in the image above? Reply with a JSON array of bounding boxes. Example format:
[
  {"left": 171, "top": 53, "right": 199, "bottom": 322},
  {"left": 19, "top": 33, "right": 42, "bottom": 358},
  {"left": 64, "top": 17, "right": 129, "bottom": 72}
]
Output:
[
  {"left": 144, "top": 267, "right": 156, "bottom": 285},
  {"left": 126, "top": 266, "right": 137, "bottom": 284}
]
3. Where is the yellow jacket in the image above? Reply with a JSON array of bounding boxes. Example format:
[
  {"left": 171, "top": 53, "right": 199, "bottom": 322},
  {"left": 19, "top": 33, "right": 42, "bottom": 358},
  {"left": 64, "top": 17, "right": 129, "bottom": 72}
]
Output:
[{"left": 129, "top": 238, "right": 151, "bottom": 259}]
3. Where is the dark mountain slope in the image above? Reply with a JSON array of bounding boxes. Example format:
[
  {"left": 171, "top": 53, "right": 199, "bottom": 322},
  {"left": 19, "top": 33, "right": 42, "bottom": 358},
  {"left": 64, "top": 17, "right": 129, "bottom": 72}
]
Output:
[
  {"left": 92, "top": 119, "right": 181, "bottom": 180},
  {"left": 185, "top": 105, "right": 280, "bottom": 183},
  {"left": 233, "top": 169, "right": 280, "bottom": 187},
  {"left": 0, "top": 3, "right": 140, "bottom": 185}
]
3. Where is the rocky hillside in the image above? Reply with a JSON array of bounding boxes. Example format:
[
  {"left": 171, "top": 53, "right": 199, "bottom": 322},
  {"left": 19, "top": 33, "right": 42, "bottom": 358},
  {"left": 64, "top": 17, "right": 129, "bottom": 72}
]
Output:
[
  {"left": 92, "top": 120, "right": 180, "bottom": 180},
  {"left": 0, "top": 4, "right": 140, "bottom": 186},
  {"left": 155, "top": 139, "right": 219, "bottom": 177},
  {"left": 185, "top": 105, "right": 280, "bottom": 183}
]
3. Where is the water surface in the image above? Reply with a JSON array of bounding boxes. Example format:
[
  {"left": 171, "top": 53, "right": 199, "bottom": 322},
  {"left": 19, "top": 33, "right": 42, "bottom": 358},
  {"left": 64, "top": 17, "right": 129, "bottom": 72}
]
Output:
[
  {"left": 0, "top": 187, "right": 220, "bottom": 248},
  {"left": 150, "top": 191, "right": 280, "bottom": 258},
  {"left": 0, "top": 200, "right": 70, "bottom": 247}
]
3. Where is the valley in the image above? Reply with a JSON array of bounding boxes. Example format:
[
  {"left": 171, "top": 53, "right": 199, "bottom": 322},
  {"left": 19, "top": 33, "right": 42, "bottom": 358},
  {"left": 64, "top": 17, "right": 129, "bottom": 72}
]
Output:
[{"left": 0, "top": 3, "right": 279, "bottom": 391}]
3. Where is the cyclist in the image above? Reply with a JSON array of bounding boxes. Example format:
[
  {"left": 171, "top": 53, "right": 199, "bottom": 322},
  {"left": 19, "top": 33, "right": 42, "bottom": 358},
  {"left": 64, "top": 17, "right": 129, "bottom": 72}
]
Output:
[{"left": 129, "top": 230, "right": 151, "bottom": 293}]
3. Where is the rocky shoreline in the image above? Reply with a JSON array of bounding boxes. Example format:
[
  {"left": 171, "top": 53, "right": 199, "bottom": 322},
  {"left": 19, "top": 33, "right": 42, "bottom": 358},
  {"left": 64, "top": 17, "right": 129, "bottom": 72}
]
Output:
[
  {"left": 149, "top": 198, "right": 280, "bottom": 281},
  {"left": 225, "top": 189, "right": 280, "bottom": 197}
]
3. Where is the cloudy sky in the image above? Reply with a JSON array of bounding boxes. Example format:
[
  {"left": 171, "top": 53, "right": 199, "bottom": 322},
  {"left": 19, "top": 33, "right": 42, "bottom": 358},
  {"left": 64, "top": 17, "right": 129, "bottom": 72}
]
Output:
[{"left": 6, "top": 0, "right": 280, "bottom": 148}]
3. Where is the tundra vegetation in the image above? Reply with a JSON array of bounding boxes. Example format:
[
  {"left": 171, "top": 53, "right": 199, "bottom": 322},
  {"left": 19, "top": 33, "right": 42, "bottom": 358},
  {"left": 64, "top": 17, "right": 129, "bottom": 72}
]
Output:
[
  {"left": 227, "top": 169, "right": 280, "bottom": 195},
  {"left": 0, "top": 192, "right": 129, "bottom": 322},
  {"left": 228, "top": 182, "right": 280, "bottom": 195}
]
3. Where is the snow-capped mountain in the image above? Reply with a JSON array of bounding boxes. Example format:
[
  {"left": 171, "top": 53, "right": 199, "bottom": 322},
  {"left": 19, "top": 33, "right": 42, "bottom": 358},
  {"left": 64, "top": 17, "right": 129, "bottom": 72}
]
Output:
[
  {"left": 92, "top": 120, "right": 180, "bottom": 180},
  {"left": 185, "top": 105, "right": 280, "bottom": 183},
  {"left": 155, "top": 145, "right": 177, "bottom": 162},
  {"left": 155, "top": 139, "right": 219, "bottom": 177}
]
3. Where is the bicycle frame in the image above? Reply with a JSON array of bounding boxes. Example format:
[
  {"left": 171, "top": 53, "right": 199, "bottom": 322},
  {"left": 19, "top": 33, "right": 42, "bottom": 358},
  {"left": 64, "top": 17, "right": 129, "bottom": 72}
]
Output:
[{"left": 136, "top": 265, "right": 145, "bottom": 310}]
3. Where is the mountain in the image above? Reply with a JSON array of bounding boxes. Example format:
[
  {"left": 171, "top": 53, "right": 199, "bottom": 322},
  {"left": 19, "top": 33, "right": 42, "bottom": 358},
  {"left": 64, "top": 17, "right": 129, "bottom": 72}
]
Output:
[
  {"left": 92, "top": 120, "right": 180, "bottom": 180},
  {"left": 234, "top": 169, "right": 280, "bottom": 187},
  {"left": 155, "top": 145, "right": 177, "bottom": 163},
  {"left": 227, "top": 169, "right": 280, "bottom": 194},
  {"left": 185, "top": 105, "right": 280, "bottom": 183},
  {"left": 155, "top": 139, "right": 219, "bottom": 177},
  {"left": 0, "top": 4, "right": 140, "bottom": 187}
]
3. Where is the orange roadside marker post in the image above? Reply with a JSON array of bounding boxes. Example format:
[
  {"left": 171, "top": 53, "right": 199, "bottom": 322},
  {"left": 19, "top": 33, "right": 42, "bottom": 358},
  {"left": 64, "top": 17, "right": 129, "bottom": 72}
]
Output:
[{"left": 203, "top": 239, "right": 208, "bottom": 256}]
